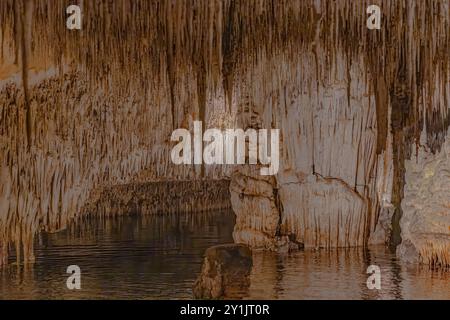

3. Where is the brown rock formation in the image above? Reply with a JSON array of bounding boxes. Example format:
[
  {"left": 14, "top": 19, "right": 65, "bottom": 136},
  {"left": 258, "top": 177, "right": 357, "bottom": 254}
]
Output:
[
  {"left": 85, "top": 180, "right": 231, "bottom": 218},
  {"left": 193, "top": 244, "right": 252, "bottom": 299},
  {"left": 0, "top": 1, "right": 448, "bottom": 268}
]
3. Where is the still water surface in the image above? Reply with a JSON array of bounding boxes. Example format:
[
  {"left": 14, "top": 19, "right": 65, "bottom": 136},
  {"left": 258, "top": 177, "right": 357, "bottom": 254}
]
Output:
[{"left": 0, "top": 210, "right": 448, "bottom": 299}]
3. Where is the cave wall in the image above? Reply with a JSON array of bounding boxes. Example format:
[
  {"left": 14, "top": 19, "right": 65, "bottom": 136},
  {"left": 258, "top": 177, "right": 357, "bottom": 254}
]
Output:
[
  {"left": 226, "top": 1, "right": 449, "bottom": 267},
  {"left": 0, "top": 71, "right": 230, "bottom": 265},
  {"left": 397, "top": 129, "right": 450, "bottom": 267},
  {"left": 0, "top": 0, "right": 449, "bottom": 267},
  {"left": 230, "top": 49, "right": 381, "bottom": 250}
]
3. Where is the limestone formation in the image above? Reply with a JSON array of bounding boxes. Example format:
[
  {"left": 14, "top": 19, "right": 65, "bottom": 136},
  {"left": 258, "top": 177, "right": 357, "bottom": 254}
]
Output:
[
  {"left": 193, "top": 244, "right": 252, "bottom": 299},
  {"left": 86, "top": 180, "right": 231, "bottom": 217},
  {"left": 0, "top": 1, "right": 449, "bottom": 268},
  {"left": 397, "top": 129, "right": 450, "bottom": 268}
]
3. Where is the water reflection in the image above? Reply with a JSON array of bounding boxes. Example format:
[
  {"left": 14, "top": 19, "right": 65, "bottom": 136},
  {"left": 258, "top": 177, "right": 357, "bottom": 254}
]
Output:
[
  {"left": 0, "top": 211, "right": 448, "bottom": 300},
  {"left": 0, "top": 211, "right": 235, "bottom": 299},
  {"left": 246, "top": 248, "right": 449, "bottom": 300}
]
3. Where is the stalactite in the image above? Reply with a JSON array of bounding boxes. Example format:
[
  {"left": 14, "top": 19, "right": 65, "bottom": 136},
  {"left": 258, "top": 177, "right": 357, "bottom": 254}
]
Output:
[
  {"left": 0, "top": 0, "right": 448, "bottom": 267},
  {"left": 84, "top": 180, "right": 231, "bottom": 218},
  {"left": 20, "top": 0, "right": 33, "bottom": 149}
]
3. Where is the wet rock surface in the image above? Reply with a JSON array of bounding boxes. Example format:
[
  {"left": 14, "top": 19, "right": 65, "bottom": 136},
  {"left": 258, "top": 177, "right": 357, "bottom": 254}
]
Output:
[{"left": 193, "top": 244, "right": 252, "bottom": 299}]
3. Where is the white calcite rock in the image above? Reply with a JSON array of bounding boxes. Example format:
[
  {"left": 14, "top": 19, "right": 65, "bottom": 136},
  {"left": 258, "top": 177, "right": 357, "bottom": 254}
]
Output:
[
  {"left": 230, "top": 167, "right": 282, "bottom": 250},
  {"left": 230, "top": 47, "right": 379, "bottom": 250},
  {"left": 397, "top": 129, "right": 450, "bottom": 267},
  {"left": 280, "top": 174, "right": 367, "bottom": 249}
]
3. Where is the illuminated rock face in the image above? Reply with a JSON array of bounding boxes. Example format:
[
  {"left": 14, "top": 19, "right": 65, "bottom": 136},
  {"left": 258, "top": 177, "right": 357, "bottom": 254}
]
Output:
[
  {"left": 280, "top": 174, "right": 368, "bottom": 249},
  {"left": 225, "top": 1, "right": 449, "bottom": 267},
  {"left": 397, "top": 129, "right": 450, "bottom": 267},
  {"left": 0, "top": 0, "right": 449, "bottom": 267},
  {"left": 229, "top": 50, "right": 379, "bottom": 250},
  {"left": 230, "top": 168, "right": 282, "bottom": 250}
]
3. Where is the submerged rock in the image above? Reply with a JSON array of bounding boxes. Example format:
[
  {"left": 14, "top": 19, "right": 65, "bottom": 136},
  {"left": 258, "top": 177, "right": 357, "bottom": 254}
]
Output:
[{"left": 193, "top": 244, "right": 252, "bottom": 299}]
